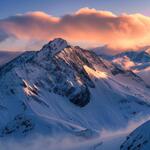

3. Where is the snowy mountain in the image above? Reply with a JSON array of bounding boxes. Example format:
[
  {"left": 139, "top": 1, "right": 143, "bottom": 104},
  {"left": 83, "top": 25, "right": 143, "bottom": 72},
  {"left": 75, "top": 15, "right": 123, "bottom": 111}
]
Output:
[
  {"left": 114, "top": 50, "right": 150, "bottom": 63},
  {"left": 0, "top": 38, "right": 150, "bottom": 149},
  {"left": 120, "top": 120, "right": 150, "bottom": 150},
  {"left": 114, "top": 51, "right": 150, "bottom": 85},
  {"left": 99, "top": 49, "right": 150, "bottom": 85}
]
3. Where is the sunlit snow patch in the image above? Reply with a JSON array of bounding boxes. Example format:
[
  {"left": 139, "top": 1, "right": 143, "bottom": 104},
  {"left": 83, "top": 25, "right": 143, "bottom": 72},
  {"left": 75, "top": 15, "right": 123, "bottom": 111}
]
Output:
[{"left": 83, "top": 65, "right": 108, "bottom": 79}]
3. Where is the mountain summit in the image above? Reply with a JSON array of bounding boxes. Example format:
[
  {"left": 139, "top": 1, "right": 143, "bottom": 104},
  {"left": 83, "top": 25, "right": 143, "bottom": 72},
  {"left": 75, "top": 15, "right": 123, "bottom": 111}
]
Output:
[
  {"left": 0, "top": 38, "right": 150, "bottom": 141},
  {"left": 40, "top": 38, "right": 69, "bottom": 56}
]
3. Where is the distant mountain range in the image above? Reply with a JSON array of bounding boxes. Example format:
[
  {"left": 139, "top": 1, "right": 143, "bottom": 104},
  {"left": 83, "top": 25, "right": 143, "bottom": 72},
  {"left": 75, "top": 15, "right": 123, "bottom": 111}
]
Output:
[{"left": 96, "top": 48, "right": 150, "bottom": 85}]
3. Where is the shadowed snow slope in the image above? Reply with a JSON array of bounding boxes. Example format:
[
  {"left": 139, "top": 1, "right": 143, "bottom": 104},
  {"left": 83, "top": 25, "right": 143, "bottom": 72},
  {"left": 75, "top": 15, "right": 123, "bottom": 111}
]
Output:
[
  {"left": 121, "top": 120, "right": 150, "bottom": 150},
  {"left": 0, "top": 38, "right": 150, "bottom": 149}
]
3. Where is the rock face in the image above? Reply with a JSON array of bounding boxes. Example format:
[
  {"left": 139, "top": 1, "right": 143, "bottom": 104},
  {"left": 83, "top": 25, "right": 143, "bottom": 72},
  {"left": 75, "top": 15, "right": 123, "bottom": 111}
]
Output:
[
  {"left": 69, "top": 86, "right": 90, "bottom": 107},
  {"left": 120, "top": 121, "right": 150, "bottom": 150}
]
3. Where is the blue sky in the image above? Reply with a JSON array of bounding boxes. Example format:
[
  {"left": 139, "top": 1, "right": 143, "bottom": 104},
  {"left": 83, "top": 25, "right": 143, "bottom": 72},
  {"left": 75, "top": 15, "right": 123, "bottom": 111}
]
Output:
[{"left": 0, "top": 0, "right": 149, "bottom": 18}]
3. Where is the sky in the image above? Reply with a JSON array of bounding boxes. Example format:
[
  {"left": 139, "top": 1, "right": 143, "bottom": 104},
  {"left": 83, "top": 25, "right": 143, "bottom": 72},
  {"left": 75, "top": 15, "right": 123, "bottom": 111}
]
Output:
[
  {"left": 0, "top": 0, "right": 150, "bottom": 18},
  {"left": 0, "top": 0, "right": 150, "bottom": 53}
]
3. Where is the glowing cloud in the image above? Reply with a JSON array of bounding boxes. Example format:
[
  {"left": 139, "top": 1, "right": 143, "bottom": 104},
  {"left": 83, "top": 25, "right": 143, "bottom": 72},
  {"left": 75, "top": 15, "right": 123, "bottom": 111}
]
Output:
[{"left": 1, "top": 8, "right": 150, "bottom": 52}]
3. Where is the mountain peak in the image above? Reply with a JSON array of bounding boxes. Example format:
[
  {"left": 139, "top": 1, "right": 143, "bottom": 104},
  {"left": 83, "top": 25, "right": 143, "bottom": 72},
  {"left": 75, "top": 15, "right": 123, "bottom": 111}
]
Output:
[
  {"left": 40, "top": 38, "right": 69, "bottom": 56},
  {"left": 49, "top": 38, "right": 68, "bottom": 47}
]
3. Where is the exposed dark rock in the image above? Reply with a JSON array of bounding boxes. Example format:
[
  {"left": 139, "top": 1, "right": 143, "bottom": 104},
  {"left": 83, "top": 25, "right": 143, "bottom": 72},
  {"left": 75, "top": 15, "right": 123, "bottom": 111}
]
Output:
[
  {"left": 69, "top": 86, "right": 90, "bottom": 107},
  {"left": 0, "top": 114, "right": 34, "bottom": 136},
  {"left": 111, "top": 66, "right": 125, "bottom": 75}
]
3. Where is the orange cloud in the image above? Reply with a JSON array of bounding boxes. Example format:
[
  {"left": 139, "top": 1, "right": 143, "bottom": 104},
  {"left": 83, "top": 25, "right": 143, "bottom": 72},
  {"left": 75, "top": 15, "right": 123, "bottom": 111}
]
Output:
[{"left": 1, "top": 8, "right": 150, "bottom": 52}]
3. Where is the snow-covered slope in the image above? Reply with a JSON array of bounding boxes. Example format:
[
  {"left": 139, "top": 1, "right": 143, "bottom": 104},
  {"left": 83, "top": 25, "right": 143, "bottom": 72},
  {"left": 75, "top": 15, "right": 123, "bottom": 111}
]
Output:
[
  {"left": 0, "top": 38, "right": 150, "bottom": 145},
  {"left": 121, "top": 120, "right": 150, "bottom": 150}
]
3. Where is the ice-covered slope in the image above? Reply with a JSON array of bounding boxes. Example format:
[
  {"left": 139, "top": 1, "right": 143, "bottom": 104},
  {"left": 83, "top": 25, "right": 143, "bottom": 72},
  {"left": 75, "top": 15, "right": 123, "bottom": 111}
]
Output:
[
  {"left": 0, "top": 38, "right": 150, "bottom": 140},
  {"left": 120, "top": 120, "right": 150, "bottom": 150}
]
